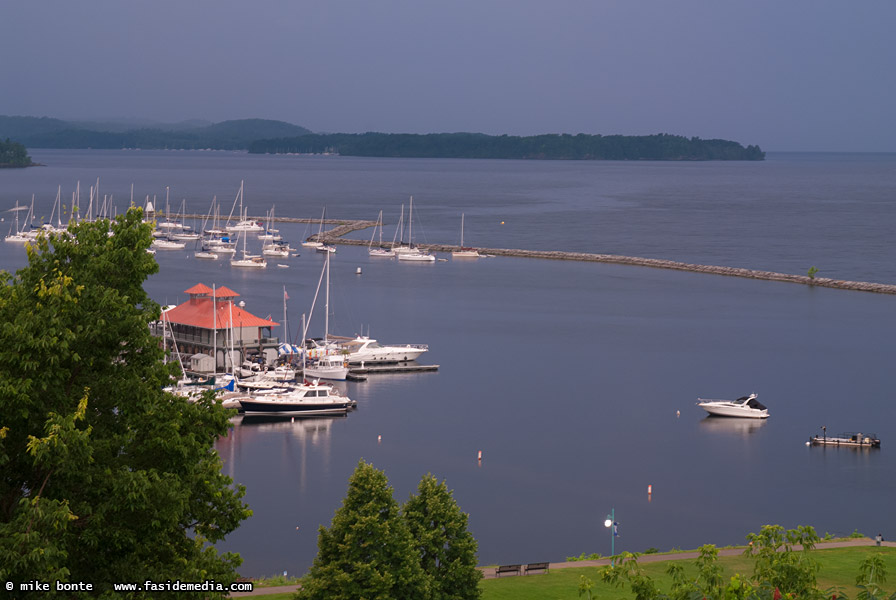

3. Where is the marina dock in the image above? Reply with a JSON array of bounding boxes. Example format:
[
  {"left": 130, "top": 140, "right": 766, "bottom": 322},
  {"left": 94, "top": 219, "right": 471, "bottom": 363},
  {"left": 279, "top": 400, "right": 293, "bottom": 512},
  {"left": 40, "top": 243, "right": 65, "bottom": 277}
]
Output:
[
  {"left": 350, "top": 363, "right": 439, "bottom": 375},
  {"left": 178, "top": 213, "right": 896, "bottom": 296}
]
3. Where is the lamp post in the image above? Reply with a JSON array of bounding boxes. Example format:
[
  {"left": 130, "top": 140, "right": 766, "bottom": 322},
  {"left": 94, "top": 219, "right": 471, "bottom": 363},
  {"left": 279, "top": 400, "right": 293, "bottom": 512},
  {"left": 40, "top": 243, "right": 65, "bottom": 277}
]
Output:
[{"left": 604, "top": 508, "right": 616, "bottom": 565}]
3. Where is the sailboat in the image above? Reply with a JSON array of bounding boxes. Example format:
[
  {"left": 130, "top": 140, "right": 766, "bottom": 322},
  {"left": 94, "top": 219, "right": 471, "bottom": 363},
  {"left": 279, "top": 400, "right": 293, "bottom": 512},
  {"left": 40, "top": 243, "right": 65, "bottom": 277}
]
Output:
[
  {"left": 225, "top": 181, "right": 264, "bottom": 232},
  {"left": 4, "top": 201, "right": 32, "bottom": 243},
  {"left": 303, "top": 251, "right": 349, "bottom": 381},
  {"left": 452, "top": 213, "right": 481, "bottom": 258},
  {"left": 397, "top": 196, "right": 435, "bottom": 262},
  {"left": 302, "top": 208, "right": 326, "bottom": 248},
  {"left": 230, "top": 229, "right": 267, "bottom": 268},
  {"left": 368, "top": 210, "right": 393, "bottom": 257}
]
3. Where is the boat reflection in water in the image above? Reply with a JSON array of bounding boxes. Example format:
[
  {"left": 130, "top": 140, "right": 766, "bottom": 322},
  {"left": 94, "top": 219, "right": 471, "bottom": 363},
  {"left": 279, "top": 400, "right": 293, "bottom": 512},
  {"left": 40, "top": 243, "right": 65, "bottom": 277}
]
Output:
[
  {"left": 698, "top": 415, "right": 768, "bottom": 437},
  {"left": 218, "top": 414, "right": 348, "bottom": 486}
]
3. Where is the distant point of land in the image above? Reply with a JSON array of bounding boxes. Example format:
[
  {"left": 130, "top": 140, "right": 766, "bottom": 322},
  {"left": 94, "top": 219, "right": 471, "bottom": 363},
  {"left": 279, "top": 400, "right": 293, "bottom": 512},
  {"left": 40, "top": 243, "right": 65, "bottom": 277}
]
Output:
[
  {"left": 249, "top": 131, "right": 765, "bottom": 161},
  {"left": 0, "top": 138, "right": 36, "bottom": 168},
  {"left": 0, "top": 115, "right": 764, "bottom": 161}
]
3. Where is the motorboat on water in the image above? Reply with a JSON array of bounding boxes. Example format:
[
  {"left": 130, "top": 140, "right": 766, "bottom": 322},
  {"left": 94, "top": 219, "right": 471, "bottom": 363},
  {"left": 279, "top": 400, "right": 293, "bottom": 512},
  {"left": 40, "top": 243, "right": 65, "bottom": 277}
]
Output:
[
  {"left": 303, "top": 355, "right": 349, "bottom": 381},
  {"left": 237, "top": 381, "right": 354, "bottom": 416},
  {"left": 696, "top": 393, "right": 769, "bottom": 419},
  {"left": 334, "top": 335, "right": 428, "bottom": 365}
]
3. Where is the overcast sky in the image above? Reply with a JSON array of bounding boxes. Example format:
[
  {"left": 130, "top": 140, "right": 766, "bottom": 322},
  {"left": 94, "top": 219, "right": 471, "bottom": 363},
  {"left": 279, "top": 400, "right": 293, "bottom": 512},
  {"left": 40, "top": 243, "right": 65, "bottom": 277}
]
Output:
[{"left": 2, "top": 1, "right": 894, "bottom": 152}]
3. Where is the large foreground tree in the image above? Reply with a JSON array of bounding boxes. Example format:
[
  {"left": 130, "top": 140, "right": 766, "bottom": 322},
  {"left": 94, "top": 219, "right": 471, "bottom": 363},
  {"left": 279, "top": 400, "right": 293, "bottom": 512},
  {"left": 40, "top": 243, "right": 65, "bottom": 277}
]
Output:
[
  {"left": 404, "top": 474, "right": 482, "bottom": 600},
  {"left": 0, "top": 209, "right": 250, "bottom": 597},
  {"left": 297, "top": 460, "right": 428, "bottom": 600}
]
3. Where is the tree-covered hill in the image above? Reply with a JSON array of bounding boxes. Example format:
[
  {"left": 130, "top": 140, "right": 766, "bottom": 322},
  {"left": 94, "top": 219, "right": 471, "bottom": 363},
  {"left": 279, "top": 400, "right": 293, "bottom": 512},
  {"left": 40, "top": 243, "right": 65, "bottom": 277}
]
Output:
[
  {"left": 249, "top": 131, "right": 765, "bottom": 161},
  {"left": 0, "top": 139, "right": 34, "bottom": 167},
  {"left": 0, "top": 116, "right": 311, "bottom": 150},
  {"left": 0, "top": 114, "right": 764, "bottom": 160}
]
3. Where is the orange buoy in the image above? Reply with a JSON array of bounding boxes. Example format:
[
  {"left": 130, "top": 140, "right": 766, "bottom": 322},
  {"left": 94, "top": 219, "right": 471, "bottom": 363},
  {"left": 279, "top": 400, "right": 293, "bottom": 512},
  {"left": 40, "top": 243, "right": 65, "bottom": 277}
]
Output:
[
  {"left": 477, "top": 450, "right": 482, "bottom": 461},
  {"left": 648, "top": 484, "right": 652, "bottom": 495}
]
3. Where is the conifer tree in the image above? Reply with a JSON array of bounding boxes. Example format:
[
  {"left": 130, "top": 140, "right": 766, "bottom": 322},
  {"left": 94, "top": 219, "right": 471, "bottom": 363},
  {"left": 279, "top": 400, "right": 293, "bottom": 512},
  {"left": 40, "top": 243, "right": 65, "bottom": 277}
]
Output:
[
  {"left": 296, "top": 460, "right": 427, "bottom": 600},
  {"left": 404, "top": 474, "right": 482, "bottom": 600}
]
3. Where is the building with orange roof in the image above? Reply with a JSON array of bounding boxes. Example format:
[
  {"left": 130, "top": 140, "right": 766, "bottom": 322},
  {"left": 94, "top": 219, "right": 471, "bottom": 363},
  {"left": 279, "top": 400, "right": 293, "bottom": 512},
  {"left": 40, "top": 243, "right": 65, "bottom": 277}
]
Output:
[{"left": 153, "top": 283, "right": 279, "bottom": 372}]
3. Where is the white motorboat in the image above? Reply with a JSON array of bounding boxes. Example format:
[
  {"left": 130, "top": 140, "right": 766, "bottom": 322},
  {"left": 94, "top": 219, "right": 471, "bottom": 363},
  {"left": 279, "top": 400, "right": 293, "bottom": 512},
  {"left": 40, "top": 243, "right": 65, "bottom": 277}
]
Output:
[
  {"left": 194, "top": 250, "right": 219, "bottom": 259},
  {"left": 304, "top": 355, "right": 349, "bottom": 381},
  {"left": 336, "top": 335, "right": 428, "bottom": 365},
  {"left": 263, "top": 241, "right": 292, "bottom": 257},
  {"left": 237, "top": 381, "right": 354, "bottom": 417},
  {"left": 696, "top": 393, "right": 769, "bottom": 419}
]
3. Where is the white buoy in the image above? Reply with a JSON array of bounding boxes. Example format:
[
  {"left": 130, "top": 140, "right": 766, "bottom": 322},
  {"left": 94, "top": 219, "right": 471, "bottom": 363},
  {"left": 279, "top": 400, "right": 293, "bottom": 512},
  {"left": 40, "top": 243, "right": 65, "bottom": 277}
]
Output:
[
  {"left": 676, "top": 410, "right": 680, "bottom": 417},
  {"left": 378, "top": 435, "right": 382, "bottom": 443},
  {"left": 356, "top": 267, "right": 362, "bottom": 275}
]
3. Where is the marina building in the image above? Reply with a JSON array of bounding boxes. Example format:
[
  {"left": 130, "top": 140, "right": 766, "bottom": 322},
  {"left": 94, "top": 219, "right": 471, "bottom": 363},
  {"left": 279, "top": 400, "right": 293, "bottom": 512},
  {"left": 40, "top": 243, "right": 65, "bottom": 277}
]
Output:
[{"left": 153, "top": 283, "right": 279, "bottom": 372}]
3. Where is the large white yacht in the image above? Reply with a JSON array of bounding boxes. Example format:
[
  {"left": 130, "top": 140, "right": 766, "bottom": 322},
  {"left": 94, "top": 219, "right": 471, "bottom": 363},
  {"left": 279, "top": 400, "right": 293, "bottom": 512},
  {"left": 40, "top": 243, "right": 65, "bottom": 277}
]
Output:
[
  {"left": 336, "top": 336, "right": 428, "bottom": 365},
  {"left": 696, "top": 393, "right": 769, "bottom": 419}
]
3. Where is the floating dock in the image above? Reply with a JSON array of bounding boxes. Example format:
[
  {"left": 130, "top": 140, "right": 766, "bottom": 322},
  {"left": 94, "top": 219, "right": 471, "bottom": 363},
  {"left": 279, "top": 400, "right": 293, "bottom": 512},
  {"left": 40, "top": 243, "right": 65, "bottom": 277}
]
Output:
[
  {"left": 809, "top": 433, "right": 880, "bottom": 448},
  {"left": 349, "top": 363, "right": 439, "bottom": 375}
]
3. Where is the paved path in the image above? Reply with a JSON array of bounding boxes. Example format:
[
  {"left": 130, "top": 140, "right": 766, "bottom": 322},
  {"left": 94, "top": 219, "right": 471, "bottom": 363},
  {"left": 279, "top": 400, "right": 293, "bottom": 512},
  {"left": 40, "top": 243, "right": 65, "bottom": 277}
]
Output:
[{"left": 230, "top": 539, "right": 894, "bottom": 596}]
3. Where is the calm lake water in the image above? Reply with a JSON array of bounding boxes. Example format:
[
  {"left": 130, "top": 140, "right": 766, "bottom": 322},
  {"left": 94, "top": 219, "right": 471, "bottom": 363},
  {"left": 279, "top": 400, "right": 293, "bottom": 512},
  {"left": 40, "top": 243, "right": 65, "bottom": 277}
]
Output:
[{"left": 2, "top": 150, "right": 895, "bottom": 577}]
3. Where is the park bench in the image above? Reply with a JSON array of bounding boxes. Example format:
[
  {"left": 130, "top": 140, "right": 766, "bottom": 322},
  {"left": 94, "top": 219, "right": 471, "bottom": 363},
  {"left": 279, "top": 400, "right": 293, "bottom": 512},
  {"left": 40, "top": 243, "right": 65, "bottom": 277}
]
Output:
[
  {"left": 495, "top": 564, "right": 521, "bottom": 577},
  {"left": 525, "top": 562, "right": 550, "bottom": 575}
]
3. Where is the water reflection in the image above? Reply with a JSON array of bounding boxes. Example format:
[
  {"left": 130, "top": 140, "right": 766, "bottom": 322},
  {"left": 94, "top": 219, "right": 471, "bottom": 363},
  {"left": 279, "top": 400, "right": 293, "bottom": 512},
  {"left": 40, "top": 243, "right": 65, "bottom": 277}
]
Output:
[
  {"left": 698, "top": 416, "right": 768, "bottom": 437},
  {"left": 219, "top": 414, "right": 346, "bottom": 492}
]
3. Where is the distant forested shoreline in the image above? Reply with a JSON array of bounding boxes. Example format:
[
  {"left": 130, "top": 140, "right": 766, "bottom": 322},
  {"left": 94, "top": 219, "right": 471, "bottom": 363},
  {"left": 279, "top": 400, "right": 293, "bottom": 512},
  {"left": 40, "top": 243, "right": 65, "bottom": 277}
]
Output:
[
  {"left": 0, "top": 139, "right": 35, "bottom": 168},
  {"left": 249, "top": 132, "right": 765, "bottom": 161},
  {"left": 0, "top": 115, "right": 764, "bottom": 161}
]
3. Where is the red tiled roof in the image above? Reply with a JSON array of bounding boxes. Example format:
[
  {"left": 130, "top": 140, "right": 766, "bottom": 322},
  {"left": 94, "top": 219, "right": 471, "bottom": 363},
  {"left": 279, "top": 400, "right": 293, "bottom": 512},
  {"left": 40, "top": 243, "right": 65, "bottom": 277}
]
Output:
[
  {"left": 212, "top": 286, "right": 240, "bottom": 298},
  {"left": 164, "top": 297, "right": 277, "bottom": 329},
  {"left": 184, "top": 283, "right": 213, "bottom": 295}
]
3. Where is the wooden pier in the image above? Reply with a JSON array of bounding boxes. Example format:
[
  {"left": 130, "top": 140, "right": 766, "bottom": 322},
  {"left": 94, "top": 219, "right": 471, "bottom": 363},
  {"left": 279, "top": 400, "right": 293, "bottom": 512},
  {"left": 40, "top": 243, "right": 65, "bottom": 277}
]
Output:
[{"left": 177, "top": 213, "right": 896, "bottom": 296}]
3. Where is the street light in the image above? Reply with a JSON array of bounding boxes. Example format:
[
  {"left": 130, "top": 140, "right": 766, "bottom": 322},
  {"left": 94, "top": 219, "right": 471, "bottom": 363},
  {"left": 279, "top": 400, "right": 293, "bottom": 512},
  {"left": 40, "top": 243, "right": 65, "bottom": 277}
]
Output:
[{"left": 604, "top": 508, "right": 617, "bottom": 565}]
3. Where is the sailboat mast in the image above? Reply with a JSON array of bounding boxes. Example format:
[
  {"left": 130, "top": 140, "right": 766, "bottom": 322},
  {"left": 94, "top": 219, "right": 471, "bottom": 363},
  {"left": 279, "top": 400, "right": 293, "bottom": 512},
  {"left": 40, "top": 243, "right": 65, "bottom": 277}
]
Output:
[
  {"left": 461, "top": 212, "right": 465, "bottom": 247},
  {"left": 408, "top": 196, "right": 413, "bottom": 248},
  {"left": 212, "top": 284, "right": 217, "bottom": 373},
  {"left": 324, "top": 251, "right": 330, "bottom": 343},
  {"left": 283, "top": 286, "right": 289, "bottom": 346}
]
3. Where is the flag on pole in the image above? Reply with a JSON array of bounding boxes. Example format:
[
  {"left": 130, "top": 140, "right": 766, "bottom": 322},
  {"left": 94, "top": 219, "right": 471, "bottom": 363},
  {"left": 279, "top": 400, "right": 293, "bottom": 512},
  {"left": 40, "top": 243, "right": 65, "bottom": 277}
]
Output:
[
  {"left": 613, "top": 523, "right": 619, "bottom": 537},
  {"left": 284, "top": 289, "right": 289, "bottom": 301}
]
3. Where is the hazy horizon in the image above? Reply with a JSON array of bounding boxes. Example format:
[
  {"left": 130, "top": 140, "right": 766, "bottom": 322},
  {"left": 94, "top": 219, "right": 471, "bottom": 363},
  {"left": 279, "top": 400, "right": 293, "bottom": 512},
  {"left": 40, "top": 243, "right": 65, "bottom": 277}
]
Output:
[{"left": 2, "top": 1, "right": 894, "bottom": 153}]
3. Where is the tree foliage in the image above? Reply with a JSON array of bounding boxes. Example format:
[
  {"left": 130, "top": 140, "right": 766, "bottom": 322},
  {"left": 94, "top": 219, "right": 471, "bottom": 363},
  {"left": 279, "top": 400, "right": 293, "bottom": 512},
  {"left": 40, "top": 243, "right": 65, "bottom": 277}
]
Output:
[
  {"left": 0, "top": 208, "right": 250, "bottom": 598},
  {"left": 0, "top": 138, "right": 33, "bottom": 167},
  {"left": 600, "top": 525, "right": 857, "bottom": 600},
  {"left": 298, "top": 463, "right": 482, "bottom": 600},
  {"left": 404, "top": 474, "right": 482, "bottom": 600},
  {"left": 296, "top": 460, "right": 427, "bottom": 600}
]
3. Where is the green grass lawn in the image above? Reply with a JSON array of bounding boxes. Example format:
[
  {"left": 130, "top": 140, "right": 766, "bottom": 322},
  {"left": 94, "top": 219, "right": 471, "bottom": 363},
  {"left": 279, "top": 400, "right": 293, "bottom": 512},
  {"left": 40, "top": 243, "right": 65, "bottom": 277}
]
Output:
[
  {"left": 480, "top": 546, "right": 896, "bottom": 600},
  {"left": 241, "top": 546, "right": 896, "bottom": 599}
]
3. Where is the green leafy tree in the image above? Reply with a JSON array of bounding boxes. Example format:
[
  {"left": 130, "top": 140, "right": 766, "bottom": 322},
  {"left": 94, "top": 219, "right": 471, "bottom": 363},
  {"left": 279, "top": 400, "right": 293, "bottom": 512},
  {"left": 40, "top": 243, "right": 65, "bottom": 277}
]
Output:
[
  {"left": 297, "top": 460, "right": 427, "bottom": 600},
  {"left": 668, "top": 545, "right": 726, "bottom": 600},
  {"left": 856, "top": 554, "right": 893, "bottom": 600},
  {"left": 404, "top": 474, "right": 482, "bottom": 600},
  {"left": 744, "top": 525, "right": 824, "bottom": 600},
  {"left": 601, "top": 551, "right": 666, "bottom": 600},
  {"left": 0, "top": 209, "right": 250, "bottom": 597}
]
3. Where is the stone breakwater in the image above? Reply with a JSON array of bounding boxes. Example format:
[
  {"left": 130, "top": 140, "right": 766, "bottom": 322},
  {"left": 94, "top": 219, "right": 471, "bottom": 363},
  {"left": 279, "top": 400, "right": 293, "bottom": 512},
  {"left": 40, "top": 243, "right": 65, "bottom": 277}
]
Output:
[{"left": 182, "top": 214, "right": 896, "bottom": 296}]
